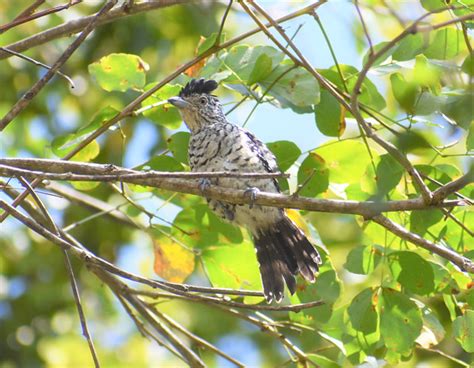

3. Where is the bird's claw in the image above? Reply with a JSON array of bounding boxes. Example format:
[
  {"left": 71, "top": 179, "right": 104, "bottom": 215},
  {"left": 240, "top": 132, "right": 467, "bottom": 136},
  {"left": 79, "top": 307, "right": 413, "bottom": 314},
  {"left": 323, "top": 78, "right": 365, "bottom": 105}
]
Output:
[
  {"left": 199, "top": 178, "right": 211, "bottom": 192},
  {"left": 244, "top": 187, "right": 260, "bottom": 209}
]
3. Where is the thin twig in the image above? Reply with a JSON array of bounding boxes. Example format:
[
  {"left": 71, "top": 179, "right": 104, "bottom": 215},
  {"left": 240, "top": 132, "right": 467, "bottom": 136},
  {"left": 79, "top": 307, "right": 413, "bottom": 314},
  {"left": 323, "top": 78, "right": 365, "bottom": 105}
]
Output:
[
  {"left": 0, "top": 0, "right": 117, "bottom": 131},
  {"left": 354, "top": 1, "right": 374, "bottom": 56},
  {"left": 16, "top": 178, "right": 100, "bottom": 368},
  {"left": 0, "top": 47, "right": 74, "bottom": 87},
  {"left": 134, "top": 289, "right": 324, "bottom": 312},
  {"left": 0, "top": 0, "right": 82, "bottom": 34},
  {"left": 216, "top": 0, "right": 233, "bottom": 46},
  {"left": 148, "top": 305, "right": 245, "bottom": 367}
]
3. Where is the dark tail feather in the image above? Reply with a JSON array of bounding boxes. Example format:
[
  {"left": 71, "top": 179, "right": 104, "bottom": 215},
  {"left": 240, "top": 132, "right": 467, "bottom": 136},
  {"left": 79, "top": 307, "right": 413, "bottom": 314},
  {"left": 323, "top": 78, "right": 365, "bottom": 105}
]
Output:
[{"left": 253, "top": 216, "right": 321, "bottom": 302}]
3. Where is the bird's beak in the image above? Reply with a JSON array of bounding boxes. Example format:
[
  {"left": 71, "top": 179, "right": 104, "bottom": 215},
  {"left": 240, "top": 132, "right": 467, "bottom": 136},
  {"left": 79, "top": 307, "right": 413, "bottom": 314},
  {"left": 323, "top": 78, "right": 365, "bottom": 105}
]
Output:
[{"left": 168, "top": 97, "right": 190, "bottom": 109}]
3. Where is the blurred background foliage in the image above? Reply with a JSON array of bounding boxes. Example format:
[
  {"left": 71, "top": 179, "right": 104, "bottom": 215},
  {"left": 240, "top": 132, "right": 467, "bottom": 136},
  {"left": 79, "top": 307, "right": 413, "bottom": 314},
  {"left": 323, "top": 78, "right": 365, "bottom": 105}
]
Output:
[{"left": 0, "top": 1, "right": 473, "bottom": 367}]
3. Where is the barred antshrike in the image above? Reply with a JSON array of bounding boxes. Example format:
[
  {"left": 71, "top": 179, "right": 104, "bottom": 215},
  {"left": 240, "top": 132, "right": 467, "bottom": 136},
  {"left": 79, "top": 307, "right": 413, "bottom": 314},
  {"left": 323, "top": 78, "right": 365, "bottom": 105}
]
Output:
[{"left": 169, "top": 78, "right": 321, "bottom": 302}]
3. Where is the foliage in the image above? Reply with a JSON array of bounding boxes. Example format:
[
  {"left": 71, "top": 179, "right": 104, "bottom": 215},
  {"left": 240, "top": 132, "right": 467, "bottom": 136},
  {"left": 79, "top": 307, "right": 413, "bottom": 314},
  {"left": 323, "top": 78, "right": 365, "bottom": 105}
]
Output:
[{"left": 0, "top": 1, "right": 473, "bottom": 367}]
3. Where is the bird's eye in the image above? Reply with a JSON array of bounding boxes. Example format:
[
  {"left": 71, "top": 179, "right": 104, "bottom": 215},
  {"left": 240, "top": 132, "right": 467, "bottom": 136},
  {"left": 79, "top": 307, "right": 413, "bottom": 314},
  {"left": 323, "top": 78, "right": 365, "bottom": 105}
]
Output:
[{"left": 199, "top": 97, "right": 207, "bottom": 105}]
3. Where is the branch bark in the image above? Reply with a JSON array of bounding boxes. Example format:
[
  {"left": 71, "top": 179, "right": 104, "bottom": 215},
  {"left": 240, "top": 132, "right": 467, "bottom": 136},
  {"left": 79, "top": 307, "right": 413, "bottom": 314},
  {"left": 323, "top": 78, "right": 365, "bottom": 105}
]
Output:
[{"left": 0, "top": 159, "right": 467, "bottom": 217}]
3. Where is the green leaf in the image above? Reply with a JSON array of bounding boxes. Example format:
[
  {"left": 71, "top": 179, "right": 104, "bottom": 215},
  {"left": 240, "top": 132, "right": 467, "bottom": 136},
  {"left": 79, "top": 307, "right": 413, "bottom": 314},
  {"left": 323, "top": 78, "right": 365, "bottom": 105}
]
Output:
[
  {"left": 248, "top": 53, "right": 273, "bottom": 85},
  {"left": 394, "top": 251, "right": 435, "bottom": 295},
  {"left": 308, "top": 354, "right": 340, "bottom": 368},
  {"left": 139, "top": 155, "right": 184, "bottom": 172},
  {"left": 395, "top": 130, "right": 432, "bottom": 153},
  {"left": 462, "top": 53, "right": 474, "bottom": 76},
  {"left": 393, "top": 34, "right": 427, "bottom": 61},
  {"left": 88, "top": 53, "right": 149, "bottom": 92},
  {"left": 324, "top": 65, "right": 386, "bottom": 111},
  {"left": 467, "top": 122, "right": 474, "bottom": 152},
  {"left": 51, "top": 106, "right": 119, "bottom": 161},
  {"left": 390, "top": 73, "right": 419, "bottom": 113},
  {"left": 293, "top": 254, "right": 341, "bottom": 324},
  {"left": 297, "top": 152, "right": 329, "bottom": 196},
  {"left": 453, "top": 310, "right": 474, "bottom": 352},
  {"left": 202, "top": 241, "right": 262, "bottom": 292},
  {"left": 224, "top": 45, "right": 284, "bottom": 84},
  {"left": 141, "top": 84, "right": 182, "bottom": 129},
  {"left": 379, "top": 288, "right": 423, "bottom": 354},
  {"left": 167, "top": 131, "right": 190, "bottom": 165},
  {"left": 317, "top": 140, "right": 374, "bottom": 184},
  {"left": 375, "top": 154, "right": 404, "bottom": 198},
  {"left": 424, "top": 28, "right": 466, "bottom": 60},
  {"left": 314, "top": 89, "right": 344, "bottom": 137},
  {"left": 348, "top": 288, "right": 378, "bottom": 333},
  {"left": 362, "top": 41, "right": 396, "bottom": 66},
  {"left": 344, "top": 245, "right": 383, "bottom": 275},
  {"left": 266, "top": 140, "right": 301, "bottom": 172},
  {"left": 420, "top": 0, "right": 450, "bottom": 10},
  {"left": 410, "top": 209, "right": 444, "bottom": 236},
  {"left": 197, "top": 32, "right": 225, "bottom": 55},
  {"left": 260, "top": 64, "right": 320, "bottom": 109},
  {"left": 416, "top": 307, "right": 445, "bottom": 348},
  {"left": 441, "top": 91, "right": 474, "bottom": 129}
]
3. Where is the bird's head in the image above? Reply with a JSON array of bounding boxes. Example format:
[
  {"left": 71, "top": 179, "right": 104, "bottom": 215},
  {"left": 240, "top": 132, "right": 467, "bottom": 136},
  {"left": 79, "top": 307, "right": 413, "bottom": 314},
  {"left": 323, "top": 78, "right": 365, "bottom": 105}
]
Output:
[{"left": 168, "top": 78, "right": 225, "bottom": 132}]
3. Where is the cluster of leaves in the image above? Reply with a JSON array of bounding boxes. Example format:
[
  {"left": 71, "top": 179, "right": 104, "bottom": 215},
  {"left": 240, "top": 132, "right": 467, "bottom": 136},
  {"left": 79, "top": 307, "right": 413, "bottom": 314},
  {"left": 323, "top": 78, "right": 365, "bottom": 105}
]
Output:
[
  {"left": 81, "top": 8, "right": 474, "bottom": 364},
  {"left": 1, "top": 0, "right": 473, "bottom": 367}
]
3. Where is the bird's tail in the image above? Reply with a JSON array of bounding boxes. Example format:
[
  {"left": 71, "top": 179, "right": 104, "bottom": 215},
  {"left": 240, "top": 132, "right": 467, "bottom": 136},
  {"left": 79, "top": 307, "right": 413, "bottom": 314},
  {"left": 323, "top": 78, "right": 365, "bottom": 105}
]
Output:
[{"left": 253, "top": 216, "right": 321, "bottom": 302}]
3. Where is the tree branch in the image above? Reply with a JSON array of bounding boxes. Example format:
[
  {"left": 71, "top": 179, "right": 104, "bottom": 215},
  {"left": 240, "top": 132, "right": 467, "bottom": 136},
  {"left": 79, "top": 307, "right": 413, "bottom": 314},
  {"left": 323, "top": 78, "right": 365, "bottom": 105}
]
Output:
[
  {"left": 371, "top": 215, "right": 474, "bottom": 273},
  {"left": 0, "top": 0, "right": 189, "bottom": 60},
  {"left": 0, "top": 159, "right": 467, "bottom": 217},
  {"left": 0, "top": 0, "right": 117, "bottom": 131}
]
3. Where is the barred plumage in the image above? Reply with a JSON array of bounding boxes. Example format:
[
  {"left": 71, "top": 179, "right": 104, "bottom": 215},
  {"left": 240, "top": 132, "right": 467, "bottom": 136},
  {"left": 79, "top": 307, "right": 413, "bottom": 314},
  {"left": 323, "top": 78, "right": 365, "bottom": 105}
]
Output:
[{"left": 169, "top": 78, "right": 321, "bottom": 302}]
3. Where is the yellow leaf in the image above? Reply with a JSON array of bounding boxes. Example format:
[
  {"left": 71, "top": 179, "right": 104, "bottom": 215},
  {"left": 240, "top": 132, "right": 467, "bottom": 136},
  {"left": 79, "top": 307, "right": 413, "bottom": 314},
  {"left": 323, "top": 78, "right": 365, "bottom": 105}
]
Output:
[
  {"left": 286, "top": 209, "right": 310, "bottom": 237},
  {"left": 153, "top": 238, "right": 195, "bottom": 283}
]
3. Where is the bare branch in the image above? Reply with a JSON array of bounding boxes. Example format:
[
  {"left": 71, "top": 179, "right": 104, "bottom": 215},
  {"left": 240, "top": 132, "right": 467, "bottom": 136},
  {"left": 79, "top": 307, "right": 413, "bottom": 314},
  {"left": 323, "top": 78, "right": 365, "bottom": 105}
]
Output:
[
  {"left": 0, "top": 160, "right": 466, "bottom": 217},
  {"left": 0, "top": 0, "right": 81, "bottom": 34}
]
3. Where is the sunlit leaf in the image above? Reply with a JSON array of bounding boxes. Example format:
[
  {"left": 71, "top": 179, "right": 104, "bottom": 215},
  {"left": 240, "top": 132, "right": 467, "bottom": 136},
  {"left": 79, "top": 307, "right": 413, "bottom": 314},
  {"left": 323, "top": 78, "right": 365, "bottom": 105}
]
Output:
[
  {"left": 317, "top": 140, "right": 374, "bottom": 184},
  {"left": 394, "top": 251, "right": 435, "bottom": 295},
  {"left": 453, "top": 310, "right": 474, "bottom": 352},
  {"left": 379, "top": 288, "right": 423, "bottom": 354},
  {"left": 375, "top": 154, "right": 404, "bottom": 198},
  {"left": 167, "top": 131, "right": 190, "bottom": 164},
  {"left": 141, "top": 84, "right": 182, "bottom": 129},
  {"left": 297, "top": 152, "right": 329, "bottom": 196},
  {"left": 410, "top": 209, "right": 443, "bottom": 236},
  {"left": 314, "top": 89, "right": 344, "bottom": 137},
  {"left": 344, "top": 245, "right": 384, "bottom": 275},
  {"left": 224, "top": 45, "right": 284, "bottom": 84},
  {"left": 424, "top": 28, "right": 467, "bottom": 60},
  {"left": 197, "top": 32, "right": 225, "bottom": 55},
  {"left": 248, "top": 53, "right": 273, "bottom": 85},
  {"left": 260, "top": 63, "right": 320, "bottom": 109},
  {"left": 51, "top": 106, "right": 119, "bottom": 161},
  {"left": 393, "top": 34, "right": 427, "bottom": 61},
  {"left": 416, "top": 307, "right": 445, "bottom": 348},
  {"left": 202, "top": 241, "right": 262, "bottom": 292},
  {"left": 153, "top": 237, "right": 195, "bottom": 283},
  {"left": 348, "top": 288, "right": 378, "bottom": 333},
  {"left": 88, "top": 53, "right": 149, "bottom": 92},
  {"left": 266, "top": 140, "right": 301, "bottom": 172}
]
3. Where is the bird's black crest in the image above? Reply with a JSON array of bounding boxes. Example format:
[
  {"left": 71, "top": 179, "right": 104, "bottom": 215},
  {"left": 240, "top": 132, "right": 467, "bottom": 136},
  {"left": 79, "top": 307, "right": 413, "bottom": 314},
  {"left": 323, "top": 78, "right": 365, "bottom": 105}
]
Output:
[{"left": 179, "top": 78, "right": 218, "bottom": 97}]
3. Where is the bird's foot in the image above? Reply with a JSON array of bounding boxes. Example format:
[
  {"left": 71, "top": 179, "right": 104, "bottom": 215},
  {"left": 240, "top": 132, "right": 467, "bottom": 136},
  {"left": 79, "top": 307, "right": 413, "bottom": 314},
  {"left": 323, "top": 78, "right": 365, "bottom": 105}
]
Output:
[
  {"left": 244, "top": 187, "right": 260, "bottom": 209},
  {"left": 199, "top": 178, "right": 211, "bottom": 192}
]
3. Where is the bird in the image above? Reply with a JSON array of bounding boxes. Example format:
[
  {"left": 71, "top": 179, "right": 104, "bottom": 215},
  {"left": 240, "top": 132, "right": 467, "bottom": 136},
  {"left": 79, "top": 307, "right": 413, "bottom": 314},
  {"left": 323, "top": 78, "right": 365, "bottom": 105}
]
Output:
[{"left": 168, "top": 78, "right": 321, "bottom": 302}]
